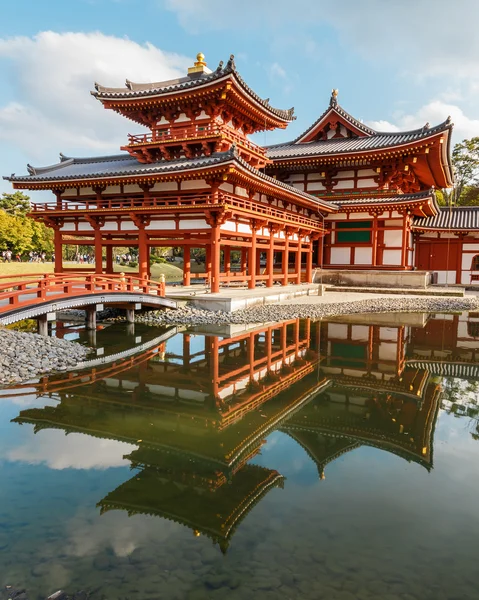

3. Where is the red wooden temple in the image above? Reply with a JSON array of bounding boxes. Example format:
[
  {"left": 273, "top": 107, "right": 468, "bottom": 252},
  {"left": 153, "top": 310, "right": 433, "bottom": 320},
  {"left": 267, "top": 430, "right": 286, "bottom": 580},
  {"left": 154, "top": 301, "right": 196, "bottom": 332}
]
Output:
[{"left": 7, "top": 51, "right": 479, "bottom": 288}]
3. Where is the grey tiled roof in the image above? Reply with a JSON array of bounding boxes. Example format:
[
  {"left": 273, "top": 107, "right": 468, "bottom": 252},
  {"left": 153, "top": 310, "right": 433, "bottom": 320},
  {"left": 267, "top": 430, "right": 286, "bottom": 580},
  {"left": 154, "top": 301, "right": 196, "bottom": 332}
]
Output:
[
  {"left": 4, "top": 147, "right": 336, "bottom": 210},
  {"left": 266, "top": 120, "right": 452, "bottom": 160},
  {"left": 333, "top": 190, "right": 435, "bottom": 208},
  {"left": 413, "top": 207, "right": 479, "bottom": 231},
  {"left": 92, "top": 55, "right": 295, "bottom": 123},
  {"left": 294, "top": 100, "right": 376, "bottom": 141}
]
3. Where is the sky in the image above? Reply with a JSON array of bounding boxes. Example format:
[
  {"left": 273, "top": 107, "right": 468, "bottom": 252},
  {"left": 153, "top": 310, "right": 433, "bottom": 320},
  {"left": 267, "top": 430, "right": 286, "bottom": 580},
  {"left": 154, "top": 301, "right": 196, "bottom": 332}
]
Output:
[{"left": 1, "top": 0, "right": 479, "bottom": 197}]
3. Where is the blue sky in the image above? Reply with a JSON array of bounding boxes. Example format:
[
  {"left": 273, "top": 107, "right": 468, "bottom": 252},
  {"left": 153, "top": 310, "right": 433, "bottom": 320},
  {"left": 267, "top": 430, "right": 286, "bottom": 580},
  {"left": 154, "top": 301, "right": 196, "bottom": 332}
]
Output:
[{"left": 1, "top": 0, "right": 479, "bottom": 197}]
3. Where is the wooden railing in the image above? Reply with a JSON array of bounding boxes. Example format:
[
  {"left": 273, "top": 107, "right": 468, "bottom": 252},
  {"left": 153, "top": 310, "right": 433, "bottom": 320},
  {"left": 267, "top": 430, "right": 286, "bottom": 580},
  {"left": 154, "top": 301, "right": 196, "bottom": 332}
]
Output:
[
  {"left": 126, "top": 124, "right": 266, "bottom": 157},
  {"left": 30, "top": 193, "right": 324, "bottom": 230},
  {"left": 0, "top": 273, "right": 165, "bottom": 314}
]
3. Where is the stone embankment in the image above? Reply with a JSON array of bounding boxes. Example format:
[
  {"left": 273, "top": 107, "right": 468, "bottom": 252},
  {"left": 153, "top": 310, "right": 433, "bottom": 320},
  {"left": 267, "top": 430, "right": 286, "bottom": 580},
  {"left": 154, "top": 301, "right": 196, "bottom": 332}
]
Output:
[
  {"left": 133, "top": 295, "right": 479, "bottom": 326},
  {"left": 0, "top": 328, "right": 89, "bottom": 385}
]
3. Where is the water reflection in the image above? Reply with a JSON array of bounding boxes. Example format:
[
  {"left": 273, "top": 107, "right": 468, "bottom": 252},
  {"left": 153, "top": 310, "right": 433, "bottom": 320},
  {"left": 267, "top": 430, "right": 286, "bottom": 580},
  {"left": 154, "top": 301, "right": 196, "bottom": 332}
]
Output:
[
  {"left": 2, "top": 312, "right": 479, "bottom": 598},
  {"left": 10, "top": 313, "right": 478, "bottom": 554}
]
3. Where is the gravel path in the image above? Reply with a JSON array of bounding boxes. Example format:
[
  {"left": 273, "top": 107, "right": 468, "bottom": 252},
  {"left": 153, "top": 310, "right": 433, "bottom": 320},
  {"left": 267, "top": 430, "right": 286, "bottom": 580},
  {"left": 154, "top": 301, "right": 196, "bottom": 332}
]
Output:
[
  {"left": 135, "top": 295, "right": 479, "bottom": 326},
  {"left": 0, "top": 328, "right": 90, "bottom": 385}
]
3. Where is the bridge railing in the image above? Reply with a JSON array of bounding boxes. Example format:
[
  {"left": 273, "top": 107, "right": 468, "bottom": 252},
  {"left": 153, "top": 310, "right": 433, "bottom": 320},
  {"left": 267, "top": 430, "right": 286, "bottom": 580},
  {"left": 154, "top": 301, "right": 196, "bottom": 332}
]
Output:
[{"left": 0, "top": 273, "right": 165, "bottom": 314}]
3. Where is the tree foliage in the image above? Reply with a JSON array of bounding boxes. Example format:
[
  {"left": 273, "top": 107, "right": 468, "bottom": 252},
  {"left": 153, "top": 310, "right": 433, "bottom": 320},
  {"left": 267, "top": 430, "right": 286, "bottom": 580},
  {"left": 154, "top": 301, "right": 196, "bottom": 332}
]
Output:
[
  {"left": 0, "top": 191, "right": 53, "bottom": 255},
  {"left": 451, "top": 137, "right": 479, "bottom": 205}
]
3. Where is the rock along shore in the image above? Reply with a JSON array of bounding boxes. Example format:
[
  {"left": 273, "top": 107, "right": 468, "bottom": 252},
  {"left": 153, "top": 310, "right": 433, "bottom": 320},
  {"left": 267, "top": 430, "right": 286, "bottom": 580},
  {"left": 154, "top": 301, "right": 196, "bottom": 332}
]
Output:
[
  {"left": 0, "top": 328, "right": 89, "bottom": 386},
  {"left": 132, "top": 295, "right": 479, "bottom": 326}
]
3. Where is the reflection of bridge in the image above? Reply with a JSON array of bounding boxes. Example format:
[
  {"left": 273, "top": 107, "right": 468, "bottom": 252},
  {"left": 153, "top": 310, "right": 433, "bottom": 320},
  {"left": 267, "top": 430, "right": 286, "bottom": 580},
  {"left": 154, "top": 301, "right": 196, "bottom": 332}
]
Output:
[
  {"left": 0, "top": 272, "right": 174, "bottom": 327},
  {"left": 9, "top": 316, "right": 450, "bottom": 551}
]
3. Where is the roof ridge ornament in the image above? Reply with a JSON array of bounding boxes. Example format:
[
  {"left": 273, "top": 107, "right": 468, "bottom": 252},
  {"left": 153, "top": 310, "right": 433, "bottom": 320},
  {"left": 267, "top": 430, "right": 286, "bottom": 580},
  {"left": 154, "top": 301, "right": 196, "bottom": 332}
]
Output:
[
  {"left": 330, "top": 89, "right": 339, "bottom": 108},
  {"left": 188, "top": 52, "right": 209, "bottom": 76},
  {"left": 226, "top": 54, "right": 236, "bottom": 70}
]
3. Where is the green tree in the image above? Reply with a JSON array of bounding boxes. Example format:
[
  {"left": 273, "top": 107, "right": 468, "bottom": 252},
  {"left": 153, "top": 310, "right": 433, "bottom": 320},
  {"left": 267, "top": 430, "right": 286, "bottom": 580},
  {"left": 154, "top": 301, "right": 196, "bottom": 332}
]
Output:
[
  {"left": 0, "top": 191, "right": 31, "bottom": 216},
  {"left": 450, "top": 137, "right": 479, "bottom": 205}
]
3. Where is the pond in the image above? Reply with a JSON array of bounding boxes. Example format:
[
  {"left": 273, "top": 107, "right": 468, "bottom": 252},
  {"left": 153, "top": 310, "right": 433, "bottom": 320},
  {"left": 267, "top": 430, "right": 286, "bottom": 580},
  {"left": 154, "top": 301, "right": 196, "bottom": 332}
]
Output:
[{"left": 0, "top": 312, "right": 479, "bottom": 600}]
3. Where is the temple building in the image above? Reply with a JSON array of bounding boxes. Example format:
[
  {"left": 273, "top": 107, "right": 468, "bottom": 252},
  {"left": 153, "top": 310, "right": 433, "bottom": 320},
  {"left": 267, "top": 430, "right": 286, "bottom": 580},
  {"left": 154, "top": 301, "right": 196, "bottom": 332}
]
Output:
[{"left": 5, "top": 51, "right": 479, "bottom": 288}]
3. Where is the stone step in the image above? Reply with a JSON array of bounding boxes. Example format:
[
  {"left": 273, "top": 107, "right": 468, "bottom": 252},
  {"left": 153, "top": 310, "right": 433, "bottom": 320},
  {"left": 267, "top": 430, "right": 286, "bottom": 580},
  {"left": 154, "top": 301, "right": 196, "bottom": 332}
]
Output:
[{"left": 323, "top": 285, "right": 465, "bottom": 297}]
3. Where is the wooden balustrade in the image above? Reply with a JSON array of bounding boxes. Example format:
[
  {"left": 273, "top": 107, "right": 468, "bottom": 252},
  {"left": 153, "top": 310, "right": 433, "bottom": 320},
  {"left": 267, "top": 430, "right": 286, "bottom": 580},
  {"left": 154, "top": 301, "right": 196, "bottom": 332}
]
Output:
[
  {"left": 30, "top": 192, "right": 323, "bottom": 231},
  {"left": 0, "top": 273, "right": 165, "bottom": 314}
]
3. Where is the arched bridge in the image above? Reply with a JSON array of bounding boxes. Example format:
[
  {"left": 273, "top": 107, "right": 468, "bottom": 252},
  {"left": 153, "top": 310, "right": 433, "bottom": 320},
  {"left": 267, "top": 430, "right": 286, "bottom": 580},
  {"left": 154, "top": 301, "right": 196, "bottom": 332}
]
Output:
[{"left": 0, "top": 272, "right": 177, "bottom": 326}]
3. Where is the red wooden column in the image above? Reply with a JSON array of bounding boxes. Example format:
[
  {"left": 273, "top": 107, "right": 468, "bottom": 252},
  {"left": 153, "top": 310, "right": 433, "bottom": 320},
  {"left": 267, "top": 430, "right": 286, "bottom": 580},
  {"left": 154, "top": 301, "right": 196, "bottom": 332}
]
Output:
[
  {"left": 224, "top": 246, "right": 231, "bottom": 280},
  {"left": 241, "top": 248, "right": 247, "bottom": 277},
  {"left": 206, "top": 245, "right": 212, "bottom": 284},
  {"left": 306, "top": 238, "right": 313, "bottom": 283},
  {"left": 138, "top": 227, "right": 149, "bottom": 281},
  {"left": 295, "top": 237, "right": 302, "bottom": 284},
  {"left": 210, "top": 224, "right": 221, "bottom": 293},
  {"left": 106, "top": 245, "right": 114, "bottom": 274},
  {"left": 249, "top": 225, "right": 257, "bottom": 290},
  {"left": 248, "top": 332, "right": 256, "bottom": 382},
  {"left": 401, "top": 214, "right": 409, "bottom": 269},
  {"left": 456, "top": 234, "right": 464, "bottom": 284},
  {"left": 94, "top": 228, "right": 103, "bottom": 274},
  {"left": 371, "top": 213, "right": 378, "bottom": 266},
  {"left": 267, "top": 226, "right": 276, "bottom": 288},
  {"left": 283, "top": 230, "right": 290, "bottom": 286},
  {"left": 53, "top": 228, "right": 63, "bottom": 273},
  {"left": 183, "top": 246, "right": 191, "bottom": 286}
]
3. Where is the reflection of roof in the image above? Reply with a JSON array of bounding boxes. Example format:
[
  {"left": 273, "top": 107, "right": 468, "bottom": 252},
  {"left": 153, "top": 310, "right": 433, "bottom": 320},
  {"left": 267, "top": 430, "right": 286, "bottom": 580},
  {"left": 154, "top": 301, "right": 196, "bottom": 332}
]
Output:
[
  {"left": 92, "top": 55, "right": 295, "bottom": 123},
  {"left": 97, "top": 465, "right": 283, "bottom": 553},
  {"left": 413, "top": 207, "right": 479, "bottom": 231},
  {"left": 267, "top": 121, "right": 452, "bottom": 159},
  {"left": 407, "top": 360, "right": 479, "bottom": 380}
]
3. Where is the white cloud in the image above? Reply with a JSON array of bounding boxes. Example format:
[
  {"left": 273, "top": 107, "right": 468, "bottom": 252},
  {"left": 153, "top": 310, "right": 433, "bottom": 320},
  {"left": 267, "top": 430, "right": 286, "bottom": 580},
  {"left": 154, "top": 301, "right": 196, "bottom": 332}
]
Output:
[
  {"left": 368, "top": 100, "right": 479, "bottom": 143},
  {"left": 7, "top": 429, "right": 135, "bottom": 469},
  {"left": 0, "top": 31, "right": 191, "bottom": 165}
]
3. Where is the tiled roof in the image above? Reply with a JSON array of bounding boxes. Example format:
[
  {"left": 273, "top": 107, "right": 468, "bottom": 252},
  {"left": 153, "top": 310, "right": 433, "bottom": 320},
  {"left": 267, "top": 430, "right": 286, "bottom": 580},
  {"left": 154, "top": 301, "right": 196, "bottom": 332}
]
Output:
[
  {"left": 92, "top": 55, "right": 295, "bottom": 123},
  {"left": 4, "top": 147, "right": 336, "bottom": 210},
  {"left": 266, "top": 120, "right": 452, "bottom": 160},
  {"left": 413, "top": 207, "right": 479, "bottom": 230},
  {"left": 334, "top": 190, "right": 436, "bottom": 209}
]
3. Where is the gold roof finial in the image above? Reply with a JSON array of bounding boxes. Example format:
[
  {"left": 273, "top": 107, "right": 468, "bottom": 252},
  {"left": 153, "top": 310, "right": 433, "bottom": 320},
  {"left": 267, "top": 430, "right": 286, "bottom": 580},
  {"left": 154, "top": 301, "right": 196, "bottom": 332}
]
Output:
[
  {"left": 188, "top": 52, "right": 208, "bottom": 75},
  {"left": 332, "top": 88, "right": 339, "bottom": 98},
  {"left": 196, "top": 52, "right": 206, "bottom": 67},
  {"left": 330, "top": 88, "right": 339, "bottom": 107}
]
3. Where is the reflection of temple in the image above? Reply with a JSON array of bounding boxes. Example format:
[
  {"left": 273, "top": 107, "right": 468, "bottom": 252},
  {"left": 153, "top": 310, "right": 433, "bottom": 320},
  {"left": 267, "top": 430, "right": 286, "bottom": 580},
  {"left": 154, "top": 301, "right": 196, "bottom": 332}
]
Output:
[{"left": 12, "top": 316, "right": 452, "bottom": 550}]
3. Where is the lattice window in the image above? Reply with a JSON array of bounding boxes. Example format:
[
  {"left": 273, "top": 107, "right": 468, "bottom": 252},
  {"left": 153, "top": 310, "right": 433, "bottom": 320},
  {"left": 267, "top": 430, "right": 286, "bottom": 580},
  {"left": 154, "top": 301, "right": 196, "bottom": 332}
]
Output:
[
  {"left": 472, "top": 255, "right": 479, "bottom": 270},
  {"left": 467, "top": 321, "right": 479, "bottom": 338}
]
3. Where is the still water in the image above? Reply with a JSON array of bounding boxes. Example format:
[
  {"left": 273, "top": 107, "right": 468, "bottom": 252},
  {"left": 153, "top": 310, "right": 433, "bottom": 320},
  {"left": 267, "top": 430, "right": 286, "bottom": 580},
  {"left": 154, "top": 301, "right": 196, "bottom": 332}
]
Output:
[{"left": 1, "top": 313, "right": 479, "bottom": 599}]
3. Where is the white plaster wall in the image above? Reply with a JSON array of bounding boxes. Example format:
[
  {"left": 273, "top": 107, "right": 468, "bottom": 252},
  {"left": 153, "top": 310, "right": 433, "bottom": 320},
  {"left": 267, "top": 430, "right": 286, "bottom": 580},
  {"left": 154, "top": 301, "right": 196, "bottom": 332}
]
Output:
[
  {"left": 182, "top": 179, "right": 207, "bottom": 190},
  {"left": 77, "top": 222, "right": 94, "bottom": 232},
  {"left": 237, "top": 223, "right": 252, "bottom": 234},
  {"left": 378, "top": 344, "right": 397, "bottom": 360},
  {"left": 146, "top": 220, "right": 176, "bottom": 230},
  {"left": 220, "top": 183, "right": 234, "bottom": 193},
  {"left": 105, "top": 185, "right": 121, "bottom": 194},
  {"left": 435, "top": 270, "right": 457, "bottom": 284},
  {"left": 357, "top": 178, "right": 376, "bottom": 188},
  {"left": 328, "top": 323, "right": 349, "bottom": 339},
  {"left": 391, "top": 211, "right": 402, "bottom": 218},
  {"left": 220, "top": 220, "right": 236, "bottom": 232},
  {"left": 60, "top": 222, "right": 75, "bottom": 231},
  {"left": 307, "top": 181, "right": 326, "bottom": 191},
  {"left": 62, "top": 189, "right": 77, "bottom": 197},
  {"left": 463, "top": 243, "right": 479, "bottom": 252},
  {"left": 358, "top": 169, "right": 377, "bottom": 177},
  {"left": 78, "top": 187, "right": 93, "bottom": 196},
  {"left": 288, "top": 174, "right": 305, "bottom": 182},
  {"left": 151, "top": 182, "right": 177, "bottom": 192},
  {"left": 101, "top": 222, "right": 118, "bottom": 231},
  {"left": 123, "top": 184, "right": 142, "bottom": 193},
  {"left": 292, "top": 182, "right": 305, "bottom": 191},
  {"left": 335, "top": 180, "right": 354, "bottom": 189},
  {"left": 462, "top": 254, "right": 475, "bottom": 270},
  {"left": 350, "top": 212, "right": 371, "bottom": 220},
  {"left": 175, "top": 112, "right": 190, "bottom": 123},
  {"left": 336, "top": 170, "right": 355, "bottom": 179},
  {"left": 326, "top": 213, "right": 348, "bottom": 221},
  {"left": 350, "top": 325, "right": 369, "bottom": 342},
  {"left": 330, "top": 247, "right": 351, "bottom": 264},
  {"left": 327, "top": 128, "right": 336, "bottom": 139},
  {"left": 235, "top": 186, "right": 249, "bottom": 198},
  {"left": 179, "top": 219, "right": 209, "bottom": 230},
  {"left": 386, "top": 219, "right": 403, "bottom": 226},
  {"left": 462, "top": 272, "right": 472, "bottom": 284},
  {"left": 380, "top": 327, "right": 398, "bottom": 342},
  {"left": 383, "top": 230, "right": 402, "bottom": 247},
  {"left": 382, "top": 249, "right": 401, "bottom": 265},
  {"left": 354, "top": 247, "right": 372, "bottom": 264},
  {"left": 120, "top": 221, "right": 138, "bottom": 231}
]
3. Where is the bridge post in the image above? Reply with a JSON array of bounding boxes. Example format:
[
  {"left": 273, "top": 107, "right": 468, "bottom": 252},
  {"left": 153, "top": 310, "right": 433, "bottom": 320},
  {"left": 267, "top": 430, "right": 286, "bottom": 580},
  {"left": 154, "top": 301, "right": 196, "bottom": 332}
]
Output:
[
  {"left": 126, "top": 308, "right": 135, "bottom": 323},
  {"left": 37, "top": 312, "right": 55, "bottom": 336},
  {"left": 85, "top": 306, "right": 96, "bottom": 330}
]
